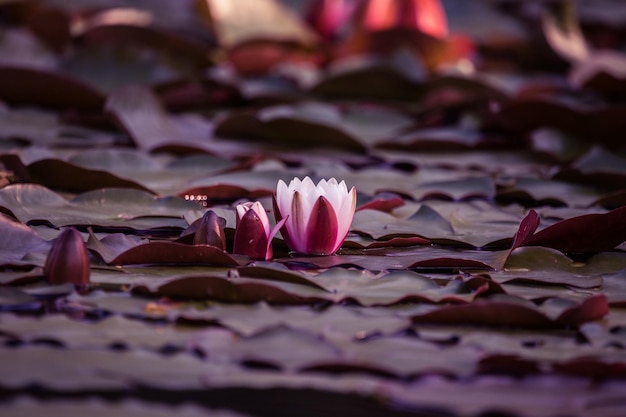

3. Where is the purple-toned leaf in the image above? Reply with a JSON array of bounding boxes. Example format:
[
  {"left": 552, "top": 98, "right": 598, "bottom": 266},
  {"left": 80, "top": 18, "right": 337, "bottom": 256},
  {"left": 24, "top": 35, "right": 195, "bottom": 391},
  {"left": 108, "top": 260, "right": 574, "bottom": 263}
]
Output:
[
  {"left": 0, "top": 214, "right": 49, "bottom": 266},
  {"left": 0, "top": 287, "right": 41, "bottom": 312},
  {"left": 86, "top": 230, "right": 143, "bottom": 264},
  {"left": 105, "top": 85, "right": 213, "bottom": 152}
]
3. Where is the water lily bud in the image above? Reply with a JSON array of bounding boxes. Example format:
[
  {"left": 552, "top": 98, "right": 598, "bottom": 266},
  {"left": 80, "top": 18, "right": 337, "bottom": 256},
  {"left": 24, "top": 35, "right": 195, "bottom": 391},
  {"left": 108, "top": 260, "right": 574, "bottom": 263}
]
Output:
[
  {"left": 193, "top": 210, "right": 227, "bottom": 250},
  {"left": 234, "top": 201, "right": 284, "bottom": 260},
  {"left": 43, "top": 227, "right": 90, "bottom": 286},
  {"left": 275, "top": 177, "right": 356, "bottom": 255}
]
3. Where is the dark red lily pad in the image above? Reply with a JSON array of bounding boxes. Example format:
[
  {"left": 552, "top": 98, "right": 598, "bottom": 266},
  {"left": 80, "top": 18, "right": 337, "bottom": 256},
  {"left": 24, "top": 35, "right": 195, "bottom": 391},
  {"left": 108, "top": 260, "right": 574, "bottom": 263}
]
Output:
[
  {"left": 522, "top": 206, "right": 626, "bottom": 253},
  {"left": 214, "top": 105, "right": 366, "bottom": 153},
  {"left": 0, "top": 66, "right": 104, "bottom": 110},
  {"left": 412, "top": 294, "right": 608, "bottom": 328},
  {"left": 111, "top": 242, "right": 241, "bottom": 267},
  {"left": 356, "top": 195, "right": 405, "bottom": 213},
  {"left": 310, "top": 53, "right": 425, "bottom": 100},
  {"left": 133, "top": 274, "right": 326, "bottom": 304},
  {"left": 19, "top": 158, "right": 154, "bottom": 194}
]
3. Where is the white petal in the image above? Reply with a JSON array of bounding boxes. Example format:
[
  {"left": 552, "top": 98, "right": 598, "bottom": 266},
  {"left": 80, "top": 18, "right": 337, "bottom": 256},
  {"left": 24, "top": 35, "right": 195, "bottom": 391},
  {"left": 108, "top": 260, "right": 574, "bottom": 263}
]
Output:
[
  {"left": 338, "top": 180, "right": 348, "bottom": 194},
  {"left": 334, "top": 186, "right": 357, "bottom": 247},
  {"left": 287, "top": 177, "right": 302, "bottom": 193},
  {"left": 251, "top": 201, "right": 271, "bottom": 236},
  {"left": 290, "top": 191, "right": 310, "bottom": 253},
  {"left": 325, "top": 181, "right": 343, "bottom": 214},
  {"left": 276, "top": 179, "right": 291, "bottom": 218},
  {"left": 235, "top": 202, "right": 253, "bottom": 223}
]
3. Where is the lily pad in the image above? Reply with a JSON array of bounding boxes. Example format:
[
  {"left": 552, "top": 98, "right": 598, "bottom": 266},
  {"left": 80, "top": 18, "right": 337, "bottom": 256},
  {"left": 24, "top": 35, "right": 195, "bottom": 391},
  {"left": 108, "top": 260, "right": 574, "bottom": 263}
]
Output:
[
  {"left": 111, "top": 242, "right": 241, "bottom": 267},
  {"left": 411, "top": 294, "right": 609, "bottom": 328},
  {"left": 214, "top": 103, "right": 367, "bottom": 153},
  {"left": 0, "top": 214, "right": 49, "bottom": 266},
  {"left": 0, "top": 184, "right": 199, "bottom": 232}
]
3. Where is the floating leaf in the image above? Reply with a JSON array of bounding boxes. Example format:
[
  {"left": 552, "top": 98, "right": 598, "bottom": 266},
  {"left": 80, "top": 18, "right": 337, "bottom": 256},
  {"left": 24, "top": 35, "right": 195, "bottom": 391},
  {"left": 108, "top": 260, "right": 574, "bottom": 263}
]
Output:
[
  {"left": 184, "top": 303, "right": 411, "bottom": 341},
  {"left": 215, "top": 103, "right": 366, "bottom": 153},
  {"left": 377, "top": 127, "right": 511, "bottom": 151},
  {"left": 311, "top": 53, "right": 425, "bottom": 100},
  {"left": 522, "top": 206, "right": 626, "bottom": 253},
  {"left": 553, "top": 146, "right": 626, "bottom": 190},
  {"left": 194, "top": 327, "right": 341, "bottom": 371},
  {"left": 0, "top": 66, "right": 104, "bottom": 110},
  {"left": 0, "top": 184, "right": 197, "bottom": 232},
  {"left": 111, "top": 242, "right": 241, "bottom": 267},
  {"left": 21, "top": 158, "right": 154, "bottom": 193},
  {"left": 0, "top": 214, "right": 49, "bottom": 266},
  {"left": 2, "top": 398, "right": 250, "bottom": 417},
  {"left": 105, "top": 85, "right": 213, "bottom": 152},
  {"left": 0, "top": 288, "right": 41, "bottom": 312},
  {"left": 411, "top": 294, "right": 608, "bottom": 328},
  {"left": 0, "top": 314, "right": 191, "bottom": 350}
]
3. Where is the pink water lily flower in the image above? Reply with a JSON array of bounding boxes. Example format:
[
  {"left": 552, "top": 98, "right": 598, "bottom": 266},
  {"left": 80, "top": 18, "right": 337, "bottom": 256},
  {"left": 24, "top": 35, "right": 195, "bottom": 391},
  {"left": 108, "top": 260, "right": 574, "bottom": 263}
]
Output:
[
  {"left": 233, "top": 201, "right": 285, "bottom": 260},
  {"left": 275, "top": 177, "right": 357, "bottom": 255}
]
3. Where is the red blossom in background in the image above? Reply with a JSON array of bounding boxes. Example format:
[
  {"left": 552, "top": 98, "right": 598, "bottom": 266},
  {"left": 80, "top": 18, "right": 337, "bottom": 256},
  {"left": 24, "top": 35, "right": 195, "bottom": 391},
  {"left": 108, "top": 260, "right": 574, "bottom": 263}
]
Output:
[
  {"left": 305, "top": 0, "right": 357, "bottom": 41},
  {"left": 331, "top": 0, "right": 473, "bottom": 70},
  {"left": 354, "top": 0, "right": 449, "bottom": 38}
]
